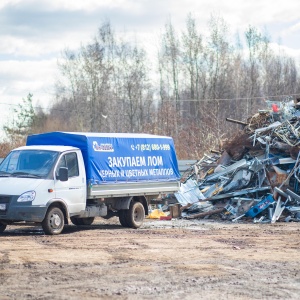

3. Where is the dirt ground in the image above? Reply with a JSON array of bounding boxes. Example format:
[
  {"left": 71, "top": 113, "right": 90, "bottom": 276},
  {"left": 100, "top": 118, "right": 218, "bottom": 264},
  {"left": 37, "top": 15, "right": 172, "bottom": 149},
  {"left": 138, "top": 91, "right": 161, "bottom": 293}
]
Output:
[{"left": 0, "top": 217, "right": 300, "bottom": 300}]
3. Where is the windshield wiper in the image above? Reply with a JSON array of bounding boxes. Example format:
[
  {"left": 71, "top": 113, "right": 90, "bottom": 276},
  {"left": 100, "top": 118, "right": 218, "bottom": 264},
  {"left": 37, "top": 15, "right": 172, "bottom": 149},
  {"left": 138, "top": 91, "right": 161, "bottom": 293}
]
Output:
[
  {"left": 10, "top": 172, "right": 41, "bottom": 178},
  {"left": 0, "top": 171, "right": 10, "bottom": 177}
]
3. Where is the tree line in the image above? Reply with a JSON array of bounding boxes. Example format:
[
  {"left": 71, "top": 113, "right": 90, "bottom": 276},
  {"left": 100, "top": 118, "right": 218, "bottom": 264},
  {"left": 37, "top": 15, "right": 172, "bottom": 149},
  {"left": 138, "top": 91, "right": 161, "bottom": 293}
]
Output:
[{"left": 2, "top": 14, "right": 300, "bottom": 159}]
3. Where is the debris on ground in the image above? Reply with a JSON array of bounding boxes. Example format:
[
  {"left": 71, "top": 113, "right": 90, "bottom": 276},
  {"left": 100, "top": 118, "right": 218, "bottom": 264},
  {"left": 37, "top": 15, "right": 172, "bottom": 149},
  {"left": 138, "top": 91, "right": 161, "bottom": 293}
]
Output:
[
  {"left": 172, "top": 97, "right": 300, "bottom": 223},
  {"left": 147, "top": 209, "right": 168, "bottom": 219}
]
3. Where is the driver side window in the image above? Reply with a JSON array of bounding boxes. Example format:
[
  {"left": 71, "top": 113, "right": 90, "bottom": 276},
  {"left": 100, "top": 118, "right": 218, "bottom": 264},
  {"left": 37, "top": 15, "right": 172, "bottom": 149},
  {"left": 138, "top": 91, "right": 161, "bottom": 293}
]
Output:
[{"left": 55, "top": 152, "right": 79, "bottom": 178}]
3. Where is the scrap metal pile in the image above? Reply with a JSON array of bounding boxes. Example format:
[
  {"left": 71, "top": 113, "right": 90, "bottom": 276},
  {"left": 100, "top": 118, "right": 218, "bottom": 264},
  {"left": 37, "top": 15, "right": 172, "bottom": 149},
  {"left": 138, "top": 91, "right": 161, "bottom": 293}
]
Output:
[{"left": 174, "top": 98, "right": 300, "bottom": 223}]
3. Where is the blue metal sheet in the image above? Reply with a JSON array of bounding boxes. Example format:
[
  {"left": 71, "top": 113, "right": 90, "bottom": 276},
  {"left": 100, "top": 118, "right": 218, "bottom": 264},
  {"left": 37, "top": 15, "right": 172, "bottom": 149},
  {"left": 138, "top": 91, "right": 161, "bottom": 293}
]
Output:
[
  {"left": 245, "top": 194, "right": 275, "bottom": 218},
  {"left": 26, "top": 132, "right": 180, "bottom": 185}
]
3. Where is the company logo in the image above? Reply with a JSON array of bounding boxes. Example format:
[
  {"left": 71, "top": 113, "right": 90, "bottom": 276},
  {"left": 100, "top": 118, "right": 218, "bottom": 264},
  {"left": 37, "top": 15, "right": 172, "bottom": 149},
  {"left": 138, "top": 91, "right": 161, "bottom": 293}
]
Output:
[{"left": 93, "top": 141, "right": 114, "bottom": 152}]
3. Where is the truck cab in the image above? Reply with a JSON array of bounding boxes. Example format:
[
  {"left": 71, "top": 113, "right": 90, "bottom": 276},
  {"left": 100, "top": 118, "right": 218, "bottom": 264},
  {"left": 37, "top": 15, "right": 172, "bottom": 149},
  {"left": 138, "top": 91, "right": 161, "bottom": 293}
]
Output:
[{"left": 0, "top": 145, "right": 88, "bottom": 234}]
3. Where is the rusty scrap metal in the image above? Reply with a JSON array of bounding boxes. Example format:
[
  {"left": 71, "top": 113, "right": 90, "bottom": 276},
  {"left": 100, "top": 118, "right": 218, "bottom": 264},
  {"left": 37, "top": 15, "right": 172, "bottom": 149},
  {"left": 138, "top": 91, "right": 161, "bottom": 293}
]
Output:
[
  {"left": 185, "top": 207, "right": 225, "bottom": 219},
  {"left": 226, "top": 118, "right": 249, "bottom": 126},
  {"left": 175, "top": 97, "right": 300, "bottom": 224}
]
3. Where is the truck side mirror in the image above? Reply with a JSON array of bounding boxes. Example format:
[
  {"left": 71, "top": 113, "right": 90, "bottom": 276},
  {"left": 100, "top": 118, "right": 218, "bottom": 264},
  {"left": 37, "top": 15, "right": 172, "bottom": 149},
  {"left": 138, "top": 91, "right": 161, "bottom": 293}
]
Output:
[{"left": 58, "top": 167, "right": 68, "bottom": 182}]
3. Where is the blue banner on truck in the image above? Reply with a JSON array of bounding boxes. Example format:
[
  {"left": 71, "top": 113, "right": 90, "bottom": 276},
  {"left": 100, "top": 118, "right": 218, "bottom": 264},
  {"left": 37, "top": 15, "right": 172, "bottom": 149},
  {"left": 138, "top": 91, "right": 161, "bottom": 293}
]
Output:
[{"left": 27, "top": 132, "right": 181, "bottom": 185}]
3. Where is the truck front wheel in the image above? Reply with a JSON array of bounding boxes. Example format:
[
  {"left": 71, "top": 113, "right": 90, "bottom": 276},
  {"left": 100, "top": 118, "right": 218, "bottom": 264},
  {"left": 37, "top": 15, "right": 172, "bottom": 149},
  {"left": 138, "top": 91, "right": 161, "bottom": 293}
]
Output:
[
  {"left": 0, "top": 221, "right": 7, "bottom": 233},
  {"left": 123, "top": 201, "right": 145, "bottom": 229},
  {"left": 42, "top": 207, "right": 64, "bottom": 235}
]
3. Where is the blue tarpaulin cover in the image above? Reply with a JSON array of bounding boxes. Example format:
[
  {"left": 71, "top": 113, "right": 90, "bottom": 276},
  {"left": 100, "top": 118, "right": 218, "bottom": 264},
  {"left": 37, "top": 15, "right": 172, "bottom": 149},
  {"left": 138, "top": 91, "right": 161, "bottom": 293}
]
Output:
[{"left": 26, "top": 132, "right": 180, "bottom": 185}]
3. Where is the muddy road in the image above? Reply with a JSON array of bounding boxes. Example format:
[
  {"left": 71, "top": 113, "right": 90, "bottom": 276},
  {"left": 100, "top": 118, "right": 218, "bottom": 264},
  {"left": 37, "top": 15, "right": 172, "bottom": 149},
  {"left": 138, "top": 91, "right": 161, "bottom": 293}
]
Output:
[{"left": 0, "top": 218, "right": 300, "bottom": 299}]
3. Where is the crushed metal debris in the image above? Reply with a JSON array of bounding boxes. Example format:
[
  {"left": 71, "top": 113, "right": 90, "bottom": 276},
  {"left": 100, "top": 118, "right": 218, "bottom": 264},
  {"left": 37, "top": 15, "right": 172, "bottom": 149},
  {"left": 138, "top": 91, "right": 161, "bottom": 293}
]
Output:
[{"left": 171, "top": 97, "right": 300, "bottom": 224}]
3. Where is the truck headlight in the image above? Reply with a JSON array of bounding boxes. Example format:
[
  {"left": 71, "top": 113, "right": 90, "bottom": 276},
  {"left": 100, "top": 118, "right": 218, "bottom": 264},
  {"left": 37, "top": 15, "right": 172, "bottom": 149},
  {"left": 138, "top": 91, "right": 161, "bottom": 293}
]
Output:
[
  {"left": 0, "top": 204, "right": 6, "bottom": 211},
  {"left": 17, "top": 191, "right": 36, "bottom": 202}
]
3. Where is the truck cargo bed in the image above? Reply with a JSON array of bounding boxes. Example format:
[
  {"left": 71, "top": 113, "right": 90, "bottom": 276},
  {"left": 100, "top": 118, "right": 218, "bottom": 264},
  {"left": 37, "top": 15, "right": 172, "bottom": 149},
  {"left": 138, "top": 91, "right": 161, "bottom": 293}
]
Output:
[{"left": 88, "top": 181, "right": 180, "bottom": 198}]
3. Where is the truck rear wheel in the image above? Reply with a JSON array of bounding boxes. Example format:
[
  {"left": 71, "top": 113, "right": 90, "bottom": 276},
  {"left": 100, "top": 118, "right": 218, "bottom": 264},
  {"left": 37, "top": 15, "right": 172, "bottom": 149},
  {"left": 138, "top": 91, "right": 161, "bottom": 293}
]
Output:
[
  {"left": 42, "top": 207, "right": 64, "bottom": 235},
  {"left": 70, "top": 217, "right": 94, "bottom": 226},
  {"left": 0, "top": 221, "right": 7, "bottom": 233},
  {"left": 70, "top": 217, "right": 81, "bottom": 226},
  {"left": 123, "top": 201, "right": 145, "bottom": 229},
  {"left": 119, "top": 210, "right": 130, "bottom": 227}
]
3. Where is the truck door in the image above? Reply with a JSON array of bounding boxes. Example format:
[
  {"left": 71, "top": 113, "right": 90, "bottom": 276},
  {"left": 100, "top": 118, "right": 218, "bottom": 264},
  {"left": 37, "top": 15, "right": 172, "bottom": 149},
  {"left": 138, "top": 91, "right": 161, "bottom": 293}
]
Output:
[{"left": 54, "top": 152, "right": 85, "bottom": 214}]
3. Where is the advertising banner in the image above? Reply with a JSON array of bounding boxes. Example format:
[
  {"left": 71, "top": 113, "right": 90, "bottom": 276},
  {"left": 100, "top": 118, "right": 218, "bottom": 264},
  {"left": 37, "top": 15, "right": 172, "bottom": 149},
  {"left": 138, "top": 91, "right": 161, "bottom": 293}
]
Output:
[{"left": 27, "top": 132, "right": 180, "bottom": 184}]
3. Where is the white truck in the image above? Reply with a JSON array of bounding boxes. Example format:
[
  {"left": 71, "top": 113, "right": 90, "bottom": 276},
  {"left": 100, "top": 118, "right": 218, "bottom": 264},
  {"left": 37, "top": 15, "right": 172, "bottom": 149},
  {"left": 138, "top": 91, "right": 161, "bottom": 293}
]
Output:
[{"left": 0, "top": 132, "right": 180, "bottom": 235}]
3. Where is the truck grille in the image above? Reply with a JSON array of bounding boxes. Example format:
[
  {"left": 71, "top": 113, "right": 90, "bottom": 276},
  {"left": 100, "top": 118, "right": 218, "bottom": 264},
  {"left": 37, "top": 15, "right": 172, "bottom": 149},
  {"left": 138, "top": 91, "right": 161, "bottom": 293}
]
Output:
[{"left": 0, "top": 195, "right": 11, "bottom": 215}]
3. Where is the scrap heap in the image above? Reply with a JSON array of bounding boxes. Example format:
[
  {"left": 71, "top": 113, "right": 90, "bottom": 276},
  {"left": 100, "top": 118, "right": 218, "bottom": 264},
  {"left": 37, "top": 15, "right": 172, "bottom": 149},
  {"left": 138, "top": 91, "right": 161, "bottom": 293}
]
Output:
[{"left": 175, "top": 98, "right": 300, "bottom": 223}]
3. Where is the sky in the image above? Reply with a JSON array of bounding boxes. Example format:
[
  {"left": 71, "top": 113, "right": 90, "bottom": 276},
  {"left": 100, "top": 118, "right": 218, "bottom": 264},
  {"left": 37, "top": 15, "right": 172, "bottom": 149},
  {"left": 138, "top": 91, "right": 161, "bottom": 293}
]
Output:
[{"left": 0, "top": 0, "right": 300, "bottom": 138}]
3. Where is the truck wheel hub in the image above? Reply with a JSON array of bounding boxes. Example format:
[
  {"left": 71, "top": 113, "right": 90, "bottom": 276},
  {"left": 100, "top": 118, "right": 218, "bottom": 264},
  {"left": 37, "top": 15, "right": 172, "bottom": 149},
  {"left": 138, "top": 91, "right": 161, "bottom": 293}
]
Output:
[{"left": 51, "top": 214, "right": 61, "bottom": 228}]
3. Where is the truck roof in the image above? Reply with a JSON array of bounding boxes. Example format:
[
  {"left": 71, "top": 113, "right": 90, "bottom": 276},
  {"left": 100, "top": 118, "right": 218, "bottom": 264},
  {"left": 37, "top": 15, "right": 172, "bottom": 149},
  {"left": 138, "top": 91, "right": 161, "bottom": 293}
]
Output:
[
  {"left": 14, "top": 145, "right": 78, "bottom": 152},
  {"left": 63, "top": 132, "right": 173, "bottom": 139},
  {"left": 26, "top": 131, "right": 180, "bottom": 184}
]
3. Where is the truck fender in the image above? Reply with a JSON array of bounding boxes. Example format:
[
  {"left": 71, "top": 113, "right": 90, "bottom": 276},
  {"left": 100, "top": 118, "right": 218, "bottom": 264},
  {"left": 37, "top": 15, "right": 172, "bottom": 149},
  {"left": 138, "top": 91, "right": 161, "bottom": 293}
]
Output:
[
  {"left": 45, "top": 199, "right": 70, "bottom": 225},
  {"left": 113, "top": 196, "right": 149, "bottom": 215},
  {"left": 113, "top": 197, "right": 133, "bottom": 210}
]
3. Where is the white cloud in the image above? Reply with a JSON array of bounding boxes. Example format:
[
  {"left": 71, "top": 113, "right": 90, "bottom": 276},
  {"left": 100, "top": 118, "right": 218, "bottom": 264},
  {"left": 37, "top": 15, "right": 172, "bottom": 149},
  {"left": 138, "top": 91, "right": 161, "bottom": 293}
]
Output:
[
  {"left": 0, "top": 35, "right": 47, "bottom": 57},
  {"left": 42, "top": 0, "right": 135, "bottom": 12},
  {"left": 288, "top": 22, "right": 300, "bottom": 34},
  {"left": 280, "top": 21, "right": 300, "bottom": 40},
  {"left": 0, "top": 58, "right": 57, "bottom": 81},
  {"left": 0, "top": 0, "right": 22, "bottom": 9},
  {"left": 0, "top": 58, "right": 59, "bottom": 139},
  {"left": 0, "top": 59, "right": 59, "bottom": 109},
  {"left": 0, "top": 31, "right": 94, "bottom": 57}
]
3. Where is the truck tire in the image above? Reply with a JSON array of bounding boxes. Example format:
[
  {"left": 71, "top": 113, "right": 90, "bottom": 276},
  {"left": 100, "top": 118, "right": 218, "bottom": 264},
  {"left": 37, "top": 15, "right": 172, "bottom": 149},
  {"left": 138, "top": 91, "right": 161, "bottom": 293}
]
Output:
[
  {"left": 0, "top": 221, "right": 6, "bottom": 233},
  {"left": 81, "top": 217, "right": 94, "bottom": 225},
  {"left": 42, "top": 207, "right": 64, "bottom": 235},
  {"left": 124, "top": 201, "right": 145, "bottom": 229},
  {"left": 70, "top": 216, "right": 81, "bottom": 226},
  {"left": 119, "top": 210, "right": 130, "bottom": 227},
  {"left": 70, "top": 217, "right": 95, "bottom": 226}
]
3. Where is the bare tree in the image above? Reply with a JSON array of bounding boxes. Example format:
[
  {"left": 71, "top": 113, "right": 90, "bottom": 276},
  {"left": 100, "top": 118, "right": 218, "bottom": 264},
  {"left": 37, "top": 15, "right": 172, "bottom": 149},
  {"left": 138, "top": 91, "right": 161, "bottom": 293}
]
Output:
[
  {"left": 161, "top": 20, "right": 181, "bottom": 110},
  {"left": 245, "top": 25, "right": 265, "bottom": 112},
  {"left": 40, "top": 16, "right": 300, "bottom": 160},
  {"left": 181, "top": 14, "right": 203, "bottom": 120},
  {"left": 206, "top": 15, "right": 232, "bottom": 137}
]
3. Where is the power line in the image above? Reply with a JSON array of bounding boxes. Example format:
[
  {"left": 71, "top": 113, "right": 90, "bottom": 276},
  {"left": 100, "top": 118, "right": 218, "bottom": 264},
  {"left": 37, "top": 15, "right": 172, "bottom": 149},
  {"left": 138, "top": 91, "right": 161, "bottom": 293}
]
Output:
[
  {"left": 0, "top": 93, "right": 298, "bottom": 112},
  {"left": 153, "top": 93, "right": 299, "bottom": 102},
  {"left": 47, "top": 93, "right": 300, "bottom": 102}
]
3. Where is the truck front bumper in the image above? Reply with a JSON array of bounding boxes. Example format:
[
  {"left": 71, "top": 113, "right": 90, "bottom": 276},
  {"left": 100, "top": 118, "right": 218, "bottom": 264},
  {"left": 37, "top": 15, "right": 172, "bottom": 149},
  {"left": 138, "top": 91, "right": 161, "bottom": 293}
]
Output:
[{"left": 0, "top": 195, "right": 47, "bottom": 223}]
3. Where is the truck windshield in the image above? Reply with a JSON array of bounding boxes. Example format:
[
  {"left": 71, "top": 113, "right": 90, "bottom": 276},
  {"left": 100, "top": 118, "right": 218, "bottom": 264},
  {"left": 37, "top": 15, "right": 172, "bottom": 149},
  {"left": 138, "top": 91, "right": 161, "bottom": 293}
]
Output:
[{"left": 0, "top": 150, "right": 59, "bottom": 178}]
